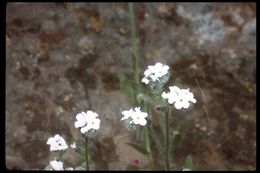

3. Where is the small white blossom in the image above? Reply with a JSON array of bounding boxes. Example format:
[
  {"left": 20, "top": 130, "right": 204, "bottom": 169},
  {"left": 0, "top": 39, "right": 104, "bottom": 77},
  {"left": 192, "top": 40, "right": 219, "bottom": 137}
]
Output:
[
  {"left": 141, "top": 62, "right": 169, "bottom": 84},
  {"left": 121, "top": 108, "right": 135, "bottom": 121},
  {"left": 152, "top": 62, "right": 169, "bottom": 78},
  {"left": 162, "top": 86, "right": 196, "bottom": 109},
  {"left": 121, "top": 107, "right": 148, "bottom": 126},
  {"left": 141, "top": 77, "right": 150, "bottom": 84},
  {"left": 75, "top": 110, "right": 101, "bottom": 134},
  {"left": 182, "top": 168, "right": 192, "bottom": 171},
  {"left": 47, "top": 134, "right": 68, "bottom": 151},
  {"left": 70, "top": 142, "right": 76, "bottom": 149},
  {"left": 50, "top": 160, "right": 64, "bottom": 170}
]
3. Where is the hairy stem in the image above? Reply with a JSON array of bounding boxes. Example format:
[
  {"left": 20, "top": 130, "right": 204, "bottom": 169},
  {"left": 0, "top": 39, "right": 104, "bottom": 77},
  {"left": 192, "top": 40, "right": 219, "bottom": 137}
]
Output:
[
  {"left": 165, "top": 107, "right": 171, "bottom": 170},
  {"left": 144, "top": 127, "right": 156, "bottom": 170},
  {"left": 128, "top": 2, "right": 140, "bottom": 105},
  {"left": 85, "top": 137, "right": 89, "bottom": 170}
]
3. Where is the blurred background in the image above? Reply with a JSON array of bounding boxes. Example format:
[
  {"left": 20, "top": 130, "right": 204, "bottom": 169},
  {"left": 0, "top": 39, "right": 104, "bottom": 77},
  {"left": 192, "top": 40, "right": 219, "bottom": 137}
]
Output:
[{"left": 6, "top": 3, "right": 256, "bottom": 170}]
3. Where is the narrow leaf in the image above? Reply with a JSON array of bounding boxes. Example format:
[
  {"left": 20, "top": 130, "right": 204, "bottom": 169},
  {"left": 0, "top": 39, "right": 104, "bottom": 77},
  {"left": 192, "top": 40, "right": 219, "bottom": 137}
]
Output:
[
  {"left": 159, "top": 117, "right": 166, "bottom": 139},
  {"left": 149, "top": 126, "right": 164, "bottom": 157},
  {"left": 171, "top": 121, "right": 187, "bottom": 149},
  {"left": 185, "top": 155, "right": 193, "bottom": 170}
]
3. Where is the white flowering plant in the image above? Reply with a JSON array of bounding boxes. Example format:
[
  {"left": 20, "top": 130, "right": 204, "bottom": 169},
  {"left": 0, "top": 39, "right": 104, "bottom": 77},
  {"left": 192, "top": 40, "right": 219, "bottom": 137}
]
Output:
[
  {"left": 116, "top": 4, "right": 197, "bottom": 171},
  {"left": 44, "top": 110, "right": 101, "bottom": 171},
  {"left": 43, "top": 3, "right": 195, "bottom": 171}
]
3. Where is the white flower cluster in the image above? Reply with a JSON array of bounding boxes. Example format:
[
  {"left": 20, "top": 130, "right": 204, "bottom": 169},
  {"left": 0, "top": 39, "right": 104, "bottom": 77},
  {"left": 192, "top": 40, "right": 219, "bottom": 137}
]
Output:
[
  {"left": 47, "top": 134, "right": 68, "bottom": 151},
  {"left": 49, "top": 160, "right": 64, "bottom": 170},
  {"left": 48, "top": 160, "right": 74, "bottom": 171},
  {"left": 141, "top": 62, "right": 169, "bottom": 84},
  {"left": 121, "top": 107, "right": 148, "bottom": 126},
  {"left": 75, "top": 111, "right": 101, "bottom": 134},
  {"left": 162, "top": 86, "right": 196, "bottom": 109}
]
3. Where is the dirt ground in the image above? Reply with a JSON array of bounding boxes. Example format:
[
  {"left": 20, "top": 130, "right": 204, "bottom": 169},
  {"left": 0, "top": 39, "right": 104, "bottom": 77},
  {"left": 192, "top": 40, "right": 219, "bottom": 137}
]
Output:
[{"left": 6, "top": 3, "right": 256, "bottom": 170}]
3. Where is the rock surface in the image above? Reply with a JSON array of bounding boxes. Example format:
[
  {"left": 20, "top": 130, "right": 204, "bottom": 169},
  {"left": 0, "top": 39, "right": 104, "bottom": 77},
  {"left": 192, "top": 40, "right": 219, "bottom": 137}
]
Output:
[{"left": 6, "top": 3, "right": 255, "bottom": 170}]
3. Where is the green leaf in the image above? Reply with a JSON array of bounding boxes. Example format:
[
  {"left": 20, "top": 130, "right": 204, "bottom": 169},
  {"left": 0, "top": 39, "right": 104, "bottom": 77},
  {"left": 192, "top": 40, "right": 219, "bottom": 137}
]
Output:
[
  {"left": 185, "top": 155, "right": 193, "bottom": 170},
  {"left": 171, "top": 121, "right": 187, "bottom": 150},
  {"left": 149, "top": 126, "right": 164, "bottom": 157},
  {"left": 126, "top": 142, "right": 150, "bottom": 155},
  {"left": 159, "top": 117, "right": 166, "bottom": 138}
]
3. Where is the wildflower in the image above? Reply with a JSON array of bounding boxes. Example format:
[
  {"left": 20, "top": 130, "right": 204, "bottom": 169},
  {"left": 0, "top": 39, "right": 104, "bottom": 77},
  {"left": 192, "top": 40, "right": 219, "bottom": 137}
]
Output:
[
  {"left": 182, "top": 168, "right": 192, "bottom": 171},
  {"left": 141, "top": 62, "right": 169, "bottom": 84},
  {"left": 121, "top": 107, "right": 148, "bottom": 126},
  {"left": 50, "top": 160, "right": 64, "bottom": 170},
  {"left": 70, "top": 142, "right": 76, "bottom": 149},
  {"left": 162, "top": 86, "right": 196, "bottom": 109},
  {"left": 75, "top": 111, "right": 101, "bottom": 134},
  {"left": 47, "top": 134, "right": 68, "bottom": 151}
]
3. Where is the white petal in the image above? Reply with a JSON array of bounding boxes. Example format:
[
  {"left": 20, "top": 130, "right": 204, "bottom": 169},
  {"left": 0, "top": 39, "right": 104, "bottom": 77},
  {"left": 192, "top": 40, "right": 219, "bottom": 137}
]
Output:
[
  {"left": 139, "top": 118, "right": 147, "bottom": 126},
  {"left": 141, "top": 112, "right": 148, "bottom": 118},
  {"left": 191, "top": 98, "right": 196, "bottom": 103},
  {"left": 47, "top": 137, "right": 54, "bottom": 145},
  {"left": 80, "top": 126, "right": 89, "bottom": 134},
  {"left": 162, "top": 92, "right": 169, "bottom": 99},
  {"left": 76, "top": 113, "right": 85, "bottom": 121},
  {"left": 50, "top": 160, "right": 64, "bottom": 170},
  {"left": 169, "top": 86, "right": 180, "bottom": 93},
  {"left": 168, "top": 97, "right": 175, "bottom": 104},
  {"left": 155, "top": 62, "right": 163, "bottom": 68},
  {"left": 75, "top": 120, "right": 86, "bottom": 128},
  {"left": 141, "top": 77, "right": 150, "bottom": 84},
  {"left": 92, "top": 118, "right": 101, "bottom": 130},
  {"left": 134, "top": 107, "right": 141, "bottom": 112},
  {"left": 132, "top": 118, "right": 140, "bottom": 125},
  {"left": 144, "top": 69, "right": 152, "bottom": 77},
  {"left": 150, "top": 75, "right": 158, "bottom": 81},
  {"left": 182, "top": 101, "right": 190, "bottom": 109},
  {"left": 163, "top": 65, "right": 169, "bottom": 71},
  {"left": 174, "top": 101, "right": 182, "bottom": 109}
]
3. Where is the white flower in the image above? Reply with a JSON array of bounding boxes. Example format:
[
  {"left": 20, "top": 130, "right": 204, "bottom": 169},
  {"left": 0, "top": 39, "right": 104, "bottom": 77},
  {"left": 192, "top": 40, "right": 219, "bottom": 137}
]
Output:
[
  {"left": 152, "top": 62, "right": 169, "bottom": 78},
  {"left": 141, "top": 62, "right": 169, "bottom": 84},
  {"left": 141, "top": 77, "right": 150, "bottom": 84},
  {"left": 131, "top": 109, "right": 148, "bottom": 126},
  {"left": 121, "top": 108, "right": 135, "bottom": 121},
  {"left": 121, "top": 107, "right": 148, "bottom": 126},
  {"left": 50, "top": 160, "right": 64, "bottom": 170},
  {"left": 162, "top": 86, "right": 196, "bottom": 109},
  {"left": 75, "top": 110, "right": 101, "bottom": 134},
  {"left": 70, "top": 142, "right": 76, "bottom": 149},
  {"left": 66, "top": 167, "right": 74, "bottom": 170},
  {"left": 47, "top": 134, "right": 68, "bottom": 151},
  {"left": 182, "top": 168, "right": 192, "bottom": 171}
]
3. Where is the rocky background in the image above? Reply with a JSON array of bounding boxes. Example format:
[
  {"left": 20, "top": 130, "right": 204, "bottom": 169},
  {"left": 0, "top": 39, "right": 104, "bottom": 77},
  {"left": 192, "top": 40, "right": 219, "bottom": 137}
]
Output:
[{"left": 6, "top": 3, "right": 256, "bottom": 170}]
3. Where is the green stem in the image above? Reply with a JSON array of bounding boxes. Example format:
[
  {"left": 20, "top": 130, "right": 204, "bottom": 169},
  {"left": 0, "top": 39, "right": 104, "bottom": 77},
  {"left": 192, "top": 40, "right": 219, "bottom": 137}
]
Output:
[
  {"left": 165, "top": 107, "right": 171, "bottom": 170},
  {"left": 128, "top": 3, "right": 139, "bottom": 83},
  {"left": 85, "top": 137, "right": 89, "bottom": 170},
  {"left": 144, "top": 127, "right": 156, "bottom": 170},
  {"left": 58, "top": 151, "right": 63, "bottom": 161},
  {"left": 128, "top": 2, "right": 140, "bottom": 105}
]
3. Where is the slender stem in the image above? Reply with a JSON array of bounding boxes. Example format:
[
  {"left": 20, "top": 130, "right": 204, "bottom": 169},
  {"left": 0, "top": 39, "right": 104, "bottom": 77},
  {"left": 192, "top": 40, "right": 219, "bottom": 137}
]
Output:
[
  {"left": 165, "top": 107, "right": 171, "bottom": 170},
  {"left": 128, "top": 3, "right": 139, "bottom": 83},
  {"left": 85, "top": 137, "right": 89, "bottom": 170},
  {"left": 58, "top": 151, "right": 63, "bottom": 161},
  {"left": 144, "top": 127, "right": 156, "bottom": 170},
  {"left": 128, "top": 2, "right": 140, "bottom": 105}
]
